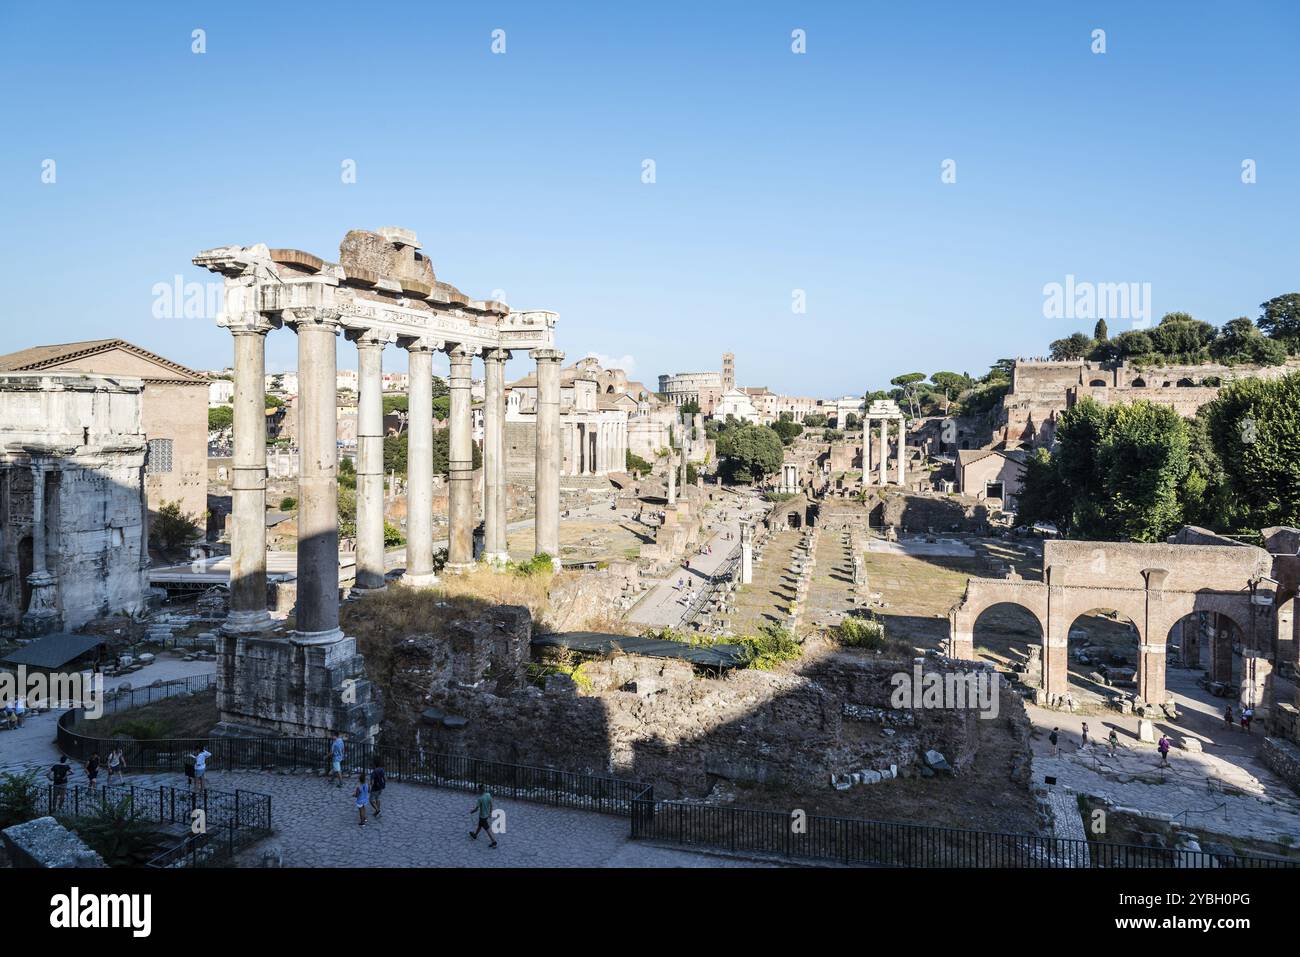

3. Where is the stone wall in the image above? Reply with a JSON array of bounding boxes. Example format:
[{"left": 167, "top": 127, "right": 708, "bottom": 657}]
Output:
[
  {"left": 1261, "top": 736, "right": 1300, "bottom": 795},
  {"left": 376, "top": 599, "right": 997, "bottom": 798}
]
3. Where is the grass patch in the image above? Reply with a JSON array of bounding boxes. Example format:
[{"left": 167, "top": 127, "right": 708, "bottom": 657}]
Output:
[{"left": 73, "top": 689, "right": 218, "bottom": 740}]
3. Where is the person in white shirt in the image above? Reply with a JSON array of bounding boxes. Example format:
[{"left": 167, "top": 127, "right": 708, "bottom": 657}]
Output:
[{"left": 193, "top": 747, "right": 213, "bottom": 794}]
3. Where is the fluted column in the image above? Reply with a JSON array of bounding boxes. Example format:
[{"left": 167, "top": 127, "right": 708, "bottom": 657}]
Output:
[
  {"left": 445, "top": 344, "right": 476, "bottom": 573},
  {"left": 401, "top": 339, "right": 438, "bottom": 587},
  {"left": 351, "top": 330, "right": 391, "bottom": 591},
  {"left": 533, "top": 348, "right": 563, "bottom": 561},
  {"left": 224, "top": 320, "right": 274, "bottom": 633},
  {"left": 483, "top": 348, "right": 510, "bottom": 565},
  {"left": 878, "top": 418, "right": 887, "bottom": 486},
  {"left": 287, "top": 308, "right": 343, "bottom": 644}
]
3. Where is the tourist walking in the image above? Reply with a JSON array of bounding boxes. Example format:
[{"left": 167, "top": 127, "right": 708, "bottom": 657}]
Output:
[
  {"left": 15, "top": 695, "right": 26, "bottom": 728},
  {"left": 184, "top": 748, "right": 197, "bottom": 790},
  {"left": 1224, "top": 704, "right": 1234, "bottom": 730},
  {"left": 1049, "top": 727, "right": 1059, "bottom": 757},
  {"left": 193, "top": 745, "right": 212, "bottom": 795},
  {"left": 106, "top": 747, "right": 125, "bottom": 785},
  {"left": 330, "top": 732, "right": 346, "bottom": 787},
  {"left": 354, "top": 772, "right": 369, "bottom": 827},
  {"left": 469, "top": 786, "right": 498, "bottom": 848},
  {"left": 369, "top": 760, "right": 386, "bottom": 818},
  {"left": 1243, "top": 707, "right": 1254, "bottom": 734},
  {"left": 1107, "top": 728, "right": 1119, "bottom": 756},
  {"left": 1157, "top": 735, "right": 1171, "bottom": 767},
  {"left": 46, "top": 756, "right": 71, "bottom": 811},
  {"left": 85, "top": 752, "right": 100, "bottom": 788},
  {"left": 1080, "top": 722, "right": 1090, "bottom": 750}
]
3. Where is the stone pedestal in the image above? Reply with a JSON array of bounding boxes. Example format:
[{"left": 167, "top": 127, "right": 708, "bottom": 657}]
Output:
[{"left": 213, "top": 632, "right": 381, "bottom": 741}]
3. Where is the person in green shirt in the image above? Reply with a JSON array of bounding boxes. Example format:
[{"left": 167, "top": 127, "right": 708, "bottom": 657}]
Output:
[{"left": 469, "top": 786, "right": 498, "bottom": 848}]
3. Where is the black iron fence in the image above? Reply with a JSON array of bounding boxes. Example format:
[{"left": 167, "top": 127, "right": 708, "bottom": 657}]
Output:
[
  {"left": 57, "top": 714, "right": 647, "bottom": 817},
  {"left": 94, "top": 673, "right": 217, "bottom": 717},
  {"left": 629, "top": 798, "right": 1296, "bottom": 868},
  {"left": 39, "top": 780, "right": 272, "bottom": 868}
]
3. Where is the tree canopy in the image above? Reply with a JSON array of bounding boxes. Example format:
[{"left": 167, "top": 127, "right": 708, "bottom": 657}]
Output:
[{"left": 715, "top": 424, "right": 784, "bottom": 484}]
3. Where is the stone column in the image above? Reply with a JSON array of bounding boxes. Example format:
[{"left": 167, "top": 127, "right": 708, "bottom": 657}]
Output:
[
  {"left": 20, "top": 462, "right": 60, "bottom": 636},
  {"left": 667, "top": 446, "right": 677, "bottom": 506},
  {"left": 288, "top": 308, "right": 343, "bottom": 644},
  {"left": 1137, "top": 639, "right": 1167, "bottom": 705},
  {"left": 224, "top": 321, "right": 274, "bottom": 633},
  {"left": 861, "top": 416, "right": 871, "bottom": 484},
  {"left": 351, "top": 330, "right": 391, "bottom": 592},
  {"left": 740, "top": 522, "right": 754, "bottom": 584},
  {"left": 896, "top": 417, "right": 906, "bottom": 486},
  {"left": 445, "top": 345, "right": 476, "bottom": 573},
  {"left": 402, "top": 339, "right": 439, "bottom": 587},
  {"left": 878, "top": 418, "right": 887, "bottom": 486},
  {"left": 482, "top": 348, "right": 510, "bottom": 565},
  {"left": 533, "top": 349, "right": 563, "bottom": 561}
]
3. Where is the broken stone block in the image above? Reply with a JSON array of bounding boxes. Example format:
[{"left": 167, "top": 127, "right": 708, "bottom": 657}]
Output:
[
  {"left": 924, "top": 749, "right": 952, "bottom": 774},
  {"left": 1138, "top": 718, "right": 1155, "bottom": 743},
  {"left": 1, "top": 817, "right": 105, "bottom": 868}
]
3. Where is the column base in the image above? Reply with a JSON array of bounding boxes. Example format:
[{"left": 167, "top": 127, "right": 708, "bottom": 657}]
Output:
[
  {"left": 442, "top": 562, "right": 476, "bottom": 576},
  {"left": 399, "top": 571, "right": 440, "bottom": 589},
  {"left": 291, "top": 627, "right": 345, "bottom": 646},
  {"left": 482, "top": 551, "right": 510, "bottom": 568},
  {"left": 349, "top": 583, "right": 389, "bottom": 597},
  {"left": 222, "top": 609, "right": 275, "bottom": 636}
]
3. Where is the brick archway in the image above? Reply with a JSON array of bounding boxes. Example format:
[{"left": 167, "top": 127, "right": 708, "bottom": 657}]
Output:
[{"left": 949, "top": 540, "right": 1273, "bottom": 707}]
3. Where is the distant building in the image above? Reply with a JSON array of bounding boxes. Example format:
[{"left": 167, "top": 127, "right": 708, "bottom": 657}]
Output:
[
  {"left": 956, "top": 448, "right": 1028, "bottom": 510},
  {"left": 208, "top": 378, "right": 234, "bottom": 405},
  {"left": 714, "top": 388, "right": 759, "bottom": 422},
  {"left": 0, "top": 339, "right": 208, "bottom": 522}
]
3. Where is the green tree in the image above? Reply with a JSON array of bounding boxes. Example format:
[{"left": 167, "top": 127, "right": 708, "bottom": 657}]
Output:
[
  {"left": 890, "top": 373, "right": 927, "bottom": 417},
  {"left": 265, "top": 394, "right": 284, "bottom": 409},
  {"left": 1049, "top": 332, "right": 1095, "bottom": 361},
  {"left": 1093, "top": 318, "right": 1109, "bottom": 341},
  {"left": 381, "top": 431, "right": 480, "bottom": 476},
  {"left": 772, "top": 419, "right": 803, "bottom": 445},
  {"left": 207, "top": 406, "right": 233, "bottom": 431},
  {"left": 844, "top": 413, "right": 860, "bottom": 431},
  {"left": 716, "top": 424, "right": 784, "bottom": 484},
  {"left": 1203, "top": 370, "right": 1300, "bottom": 528},
  {"left": 150, "top": 500, "right": 201, "bottom": 550},
  {"left": 626, "top": 451, "right": 652, "bottom": 476},
  {"left": 1258, "top": 293, "right": 1300, "bottom": 351},
  {"left": 679, "top": 398, "right": 701, "bottom": 415},
  {"left": 802, "top": 413, "right": 827, "bottom": 428}
]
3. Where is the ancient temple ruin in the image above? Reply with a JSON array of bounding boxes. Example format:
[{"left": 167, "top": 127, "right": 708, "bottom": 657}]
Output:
[{"left": 194, "top": 227, "right": 561, "bottom": 740}]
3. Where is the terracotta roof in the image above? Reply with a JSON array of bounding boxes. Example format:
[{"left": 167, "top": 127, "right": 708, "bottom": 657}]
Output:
[{"left": 0, "top": 338, "right": 207, "bottom": 383}]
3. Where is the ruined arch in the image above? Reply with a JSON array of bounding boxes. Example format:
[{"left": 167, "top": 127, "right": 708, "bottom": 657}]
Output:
[
  {"left": 1131, "top": 377, "right": 1146, "bottom": 387},
  {"left": 1063, "top": 605, "right": 1143, "bottom": 700},
  {"left": 969, "top": 601, "right": 1045, "bottom": 676}
]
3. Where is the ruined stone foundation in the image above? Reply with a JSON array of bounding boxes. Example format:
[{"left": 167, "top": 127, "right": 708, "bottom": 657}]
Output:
[{"left": 213, "top": 634, "right": 382, "bottom": 741}]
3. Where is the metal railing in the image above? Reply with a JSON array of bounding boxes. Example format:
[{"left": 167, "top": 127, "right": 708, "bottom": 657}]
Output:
[
  {"left": 56, "top": 717, "right": 648, "bottom": 817},
  {"left": 92, "top": 673, "right": 217, "bottom": 717},
  {"left": 37, "top": 780, "right": 272, "bottom": 868},
  {"left": 628, "top": 798, "right": 1296, "bottom": 868}
]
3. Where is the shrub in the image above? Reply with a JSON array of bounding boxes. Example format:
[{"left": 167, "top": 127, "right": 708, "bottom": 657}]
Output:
[
  {"left": 150, "top": 500, "right": 201, "bottom": 550},
  {"left": 512, "top": 552, "right": 554, "bottom": 577},
  {"left": 383, "top": 521, "right": 405, "bottom": 547},
  {"left": 834, "top": 615, "right": 886, "bottom": 649},
  {"left": 279, "top": 496, "right": 297, "bottom": 511},
  {"left": 67, "top": 796, "right": 169, "bottom": 867},
  {"left": 0, "top": 770, "right": 41, "bottom": 829},
  {"left": 734, "top": 624, "right": 802, "bottom": 670}
]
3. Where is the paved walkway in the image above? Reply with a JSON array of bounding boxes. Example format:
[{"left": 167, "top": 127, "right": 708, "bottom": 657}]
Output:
[
  {"left": 0, "top": 654, "right": 216, "bottom": 775},
  {"left": 139, "top": 770, "right": 767, "bottom": 868},
  {"left": 626, "top": 497, "right": 761, "bottom": 629},
  {"left": 1026, "top": 665, "right": 1300, "bottom": 847}
]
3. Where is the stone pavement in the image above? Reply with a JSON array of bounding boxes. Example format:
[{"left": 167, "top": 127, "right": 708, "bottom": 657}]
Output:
[
  {"left": 0, "top": 654, "right": 216, "bottom": 775},
  {"left": 140, "top": 770, "right": 768, "bottom": 868},
  {"left": 1026, "top": 666, "right": 1300, "bottom": 847},
  {"left": 626, "top": 500, "right": 753, "bottom": 629}
]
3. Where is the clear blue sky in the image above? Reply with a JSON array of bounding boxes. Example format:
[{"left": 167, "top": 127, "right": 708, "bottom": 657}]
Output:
[{"left": 2, "top": 1, "right": 1296, "bottom": 395}]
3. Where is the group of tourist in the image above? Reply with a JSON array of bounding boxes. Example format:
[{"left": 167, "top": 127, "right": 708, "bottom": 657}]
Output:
[
  {"left": 327, "top": 733, "right": 499, "bottom": 846},
  {"left": 2, "top": 696, "right": 28, "bottom": 729},
  {"left": 1223, "top": 704, "right": 1255, "bottom": 733}
]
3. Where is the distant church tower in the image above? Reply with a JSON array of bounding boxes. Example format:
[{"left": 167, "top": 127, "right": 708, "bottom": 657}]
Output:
[{"left": 721, "top": 352, "right": 735, "bottom": 391}]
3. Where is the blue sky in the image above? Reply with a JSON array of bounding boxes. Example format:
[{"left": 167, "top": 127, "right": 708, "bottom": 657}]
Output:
[{"left": 2, "top": 1, "right": 1297, "bottom": 395}]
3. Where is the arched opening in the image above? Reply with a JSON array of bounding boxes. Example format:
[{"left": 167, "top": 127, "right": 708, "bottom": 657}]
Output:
[
  {"left": 1131, "top": 377, "right": 1146, "bottom": 387},
  {"left": 606, "top": 385, "right": 615, "bottom": 394},
  {"left": 1176, "top": 377, "right": 1196, "bottom": 387},
  {"left": 1064, "top": 607, "right": 1142, "bottom": 704},
  {"left": 1166, "top": 610, "right": 1246, "bottom": 695},
  {"left": 868, "top": 502, "right": 885, "bottom": 530},
  {"left": 1089, "top": 378, "right": 1107, "bottom": 387},
  {"left": 971, "top": 602, "right": 1044, "bottom": 680}
]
